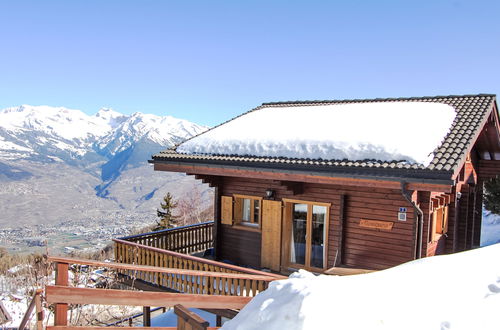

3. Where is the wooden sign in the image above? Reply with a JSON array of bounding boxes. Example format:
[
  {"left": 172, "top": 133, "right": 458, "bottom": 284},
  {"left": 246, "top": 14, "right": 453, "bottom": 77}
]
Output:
[{"left": 359, "top": 219, "right": 394, "bottom": 230}]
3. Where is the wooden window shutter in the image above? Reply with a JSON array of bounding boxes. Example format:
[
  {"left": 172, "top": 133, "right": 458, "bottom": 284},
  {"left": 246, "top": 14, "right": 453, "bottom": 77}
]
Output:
[
  {"left": 221, "top": 196, "right": 233, "bottom": 225},
  {"left": 233, "top": 197, "right": 243, "bottom": 222},
  {"left": 431, "top": 211, "right": 438, "bottom": 242},
  {"left": 435, "top": 208, "right": 444, "bottom": 235},
  {"left": 442, "top": 206, "right": 449, "bottom": 234}
]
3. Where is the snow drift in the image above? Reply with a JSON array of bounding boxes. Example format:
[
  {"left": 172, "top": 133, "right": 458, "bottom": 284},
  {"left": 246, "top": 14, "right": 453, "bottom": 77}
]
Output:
[
  {"left": 177, "top": 102, "right": 456, "bottom": 166},
  {"left": 223, "top": 243, "right": 500, "bottom": 330}
]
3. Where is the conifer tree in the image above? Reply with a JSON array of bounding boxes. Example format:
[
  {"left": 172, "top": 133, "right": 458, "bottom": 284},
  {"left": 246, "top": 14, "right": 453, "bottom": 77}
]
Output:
[
  {"left": 484, "top": 177, "right": 500, "bottom": 215},
  {"left": 156, "top": 192, "right": 178, "bottom": 229}
]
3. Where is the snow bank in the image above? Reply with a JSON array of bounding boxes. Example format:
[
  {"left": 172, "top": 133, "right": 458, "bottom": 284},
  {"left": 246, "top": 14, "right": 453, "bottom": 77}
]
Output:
[
  {"left": 481, "top": 209, "right": 500, "bottom": 246},
  {"left": 223, "top": 244, "right": 500, "bottom": 330},
  {"left": 177, "top": 102, "right": 456, "bottom": 166}
]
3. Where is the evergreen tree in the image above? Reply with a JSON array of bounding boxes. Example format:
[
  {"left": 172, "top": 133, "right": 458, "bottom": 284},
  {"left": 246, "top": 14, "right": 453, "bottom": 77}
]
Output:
[
  {"left": 484, "top": 177, "right": 500, "bottom": 215},
  {"left": 156, "top": 192, "right": 178, "bottom": 229}
]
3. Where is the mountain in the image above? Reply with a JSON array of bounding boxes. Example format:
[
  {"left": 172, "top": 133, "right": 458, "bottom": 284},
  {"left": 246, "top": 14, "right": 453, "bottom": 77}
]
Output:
[{"left": 0, "top": 105, "right": 210, "bottom": 254}]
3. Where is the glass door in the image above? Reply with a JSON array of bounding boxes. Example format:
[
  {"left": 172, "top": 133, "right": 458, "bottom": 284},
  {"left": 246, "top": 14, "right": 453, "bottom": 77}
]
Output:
[
  {"left": 287, "top": 201, "right": 329, "bottom": 270},
  {"left": 311, "top": 205, "right": 326, "bottom": 268},
  {"left": 290, "top": 204, "right": 307, "bottom": 265}
]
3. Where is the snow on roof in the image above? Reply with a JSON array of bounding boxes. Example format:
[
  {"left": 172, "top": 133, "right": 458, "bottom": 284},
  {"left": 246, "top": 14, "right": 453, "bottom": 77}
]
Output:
[
  {"left": 177, "top": 102, "right": 456, "bottom": 166},
  {"left": 222, "top": 243, "right": 500, "bottom": 330}
]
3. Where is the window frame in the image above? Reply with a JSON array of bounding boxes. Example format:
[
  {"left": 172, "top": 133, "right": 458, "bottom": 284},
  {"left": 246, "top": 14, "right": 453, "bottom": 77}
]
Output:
[
  {"left": 282, "top": 198, "right": 330, "bottom": 271},
  {"left": 232, "top": 194, "right": 263, "bottom": 230}
]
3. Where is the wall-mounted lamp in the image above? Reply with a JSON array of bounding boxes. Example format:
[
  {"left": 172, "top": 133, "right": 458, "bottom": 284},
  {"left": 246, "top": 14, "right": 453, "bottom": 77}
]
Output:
[{"left": 265, "top": 189, "right": 275, "bottom": 199}]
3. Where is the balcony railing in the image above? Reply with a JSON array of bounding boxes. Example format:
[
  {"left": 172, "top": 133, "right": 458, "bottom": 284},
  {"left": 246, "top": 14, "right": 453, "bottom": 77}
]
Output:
[
  {"left": 118, "top": 221, "right": 214, "bottom": 255},
  {"left": 113, "top": 238, "right": 285, "bottom": 297},
  {"left": 114, "top": 221, "right": 285, "bottom": 297}
]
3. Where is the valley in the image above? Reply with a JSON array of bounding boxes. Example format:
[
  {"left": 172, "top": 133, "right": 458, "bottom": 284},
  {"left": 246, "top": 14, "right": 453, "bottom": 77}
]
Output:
[{"left": 0, "top": 105, "right": 211, "bottom": 254}]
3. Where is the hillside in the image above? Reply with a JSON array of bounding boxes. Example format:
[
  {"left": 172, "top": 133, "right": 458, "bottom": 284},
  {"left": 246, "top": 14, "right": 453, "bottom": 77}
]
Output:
[{"left": 0, "top": 105, "right": 210, "bottom": 254}]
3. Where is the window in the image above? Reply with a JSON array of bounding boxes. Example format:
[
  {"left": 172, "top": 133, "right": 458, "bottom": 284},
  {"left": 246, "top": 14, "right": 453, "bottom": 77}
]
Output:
[
  {"left": 430, "top": 200, "right": 449, "bottom": 242},
  {"left": 234, "top": 195, "right": 262, "bottom": 227}
]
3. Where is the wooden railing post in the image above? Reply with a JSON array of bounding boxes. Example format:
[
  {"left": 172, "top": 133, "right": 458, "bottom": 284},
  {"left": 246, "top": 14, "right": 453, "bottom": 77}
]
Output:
[
  {"left": 174, "top": 304, "right": 209, "bottom": 330},
  {"left": 54, "top": 262, "right": 69, "bottom": 326},
  {"left": 35, "top": 288, "right": 43, "bottom": 330},
  {"left": 143, "top": 306, "right": 151, "bottom": 327},
  {"left": 19, "top": 289, "right": 44, "bottom": 330}
]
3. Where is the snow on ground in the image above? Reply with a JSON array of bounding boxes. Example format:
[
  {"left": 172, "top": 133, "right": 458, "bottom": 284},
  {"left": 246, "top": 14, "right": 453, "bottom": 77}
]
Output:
[
  {"left": 177, "top": 102, "right": 456, "bottom": 166},
  {"left": 481, "top": 209, "right": 500, "bottom": 246},
  {"left": 223, "top": 244, "right": 500, "bottom": 330},
  {"left": 1, "top": 293, "right": 29, "bottom": 328},
  {"left": 149, "top": 308, "right": 219, "bottom": 327}
]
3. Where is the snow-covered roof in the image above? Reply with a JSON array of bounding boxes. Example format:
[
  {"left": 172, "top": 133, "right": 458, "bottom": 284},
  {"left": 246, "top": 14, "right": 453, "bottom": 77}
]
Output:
[
  {"left": 177, "top": 102, "right": 455, "bottom": 166},
  {"left": 153, "top": 94, "right": 496, "bottom": 176}
]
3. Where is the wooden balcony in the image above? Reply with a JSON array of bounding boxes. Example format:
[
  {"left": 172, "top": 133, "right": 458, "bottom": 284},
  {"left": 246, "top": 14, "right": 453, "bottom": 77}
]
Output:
[
  {"left": 113, "top": 222, "right": 286, "bottom": 297},
  {"left": 118, "top": 221, "right": 214, "bottom": 255}
]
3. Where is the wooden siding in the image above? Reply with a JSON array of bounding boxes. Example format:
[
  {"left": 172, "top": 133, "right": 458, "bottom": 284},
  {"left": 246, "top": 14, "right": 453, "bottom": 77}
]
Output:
[
  {"left": 451, "top": 159, "right": 500, "bottom": 252},
  {"left": 219, "top": 225, "right": 261, "bottom": 268},
  {"left": 218, "top": 177, "right": 416, "bottom": 271}
]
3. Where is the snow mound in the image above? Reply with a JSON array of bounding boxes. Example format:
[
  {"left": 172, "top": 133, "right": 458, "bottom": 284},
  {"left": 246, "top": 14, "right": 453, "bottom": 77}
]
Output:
[
  {"left": 223, "top": 244, "right": 500, "bottom": 330},
  {"left": 177, "top": 102, "right": 456, "bottom": 166}
]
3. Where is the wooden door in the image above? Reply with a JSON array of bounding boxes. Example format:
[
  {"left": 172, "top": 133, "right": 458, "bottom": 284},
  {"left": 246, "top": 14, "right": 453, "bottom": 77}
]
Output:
[{"left": 261, "top": 200, "right": 282, "bottom": 271}]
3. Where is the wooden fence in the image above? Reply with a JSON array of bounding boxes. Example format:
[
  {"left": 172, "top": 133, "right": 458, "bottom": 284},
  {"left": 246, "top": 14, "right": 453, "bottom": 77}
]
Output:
[
  {"left": 46, "top": 256, "right": 268, "bottom": 329},
  {"left": 112, "top": 240, "right": 285, "bottom": 297},
  {"left": 118, "top": 222, "right": 214, "bottom": 255},
  {"left": 18, "top": 289, "right": 43, "bottom": 330}
]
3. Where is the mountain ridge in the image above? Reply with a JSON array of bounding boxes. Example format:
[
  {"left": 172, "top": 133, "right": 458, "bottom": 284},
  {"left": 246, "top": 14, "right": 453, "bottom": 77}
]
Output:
[{"left": 0, "top": 105, "right": 211, "bottom": 253}]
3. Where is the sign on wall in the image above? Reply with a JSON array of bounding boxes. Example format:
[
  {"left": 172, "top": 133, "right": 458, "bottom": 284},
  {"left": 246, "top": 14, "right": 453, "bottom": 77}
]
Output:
[
  {"left": 398, "top": 207, "right": 407, "bottom": 221},
  {"left": 359, "top": 219, "right": 394, "bottom": 230}
]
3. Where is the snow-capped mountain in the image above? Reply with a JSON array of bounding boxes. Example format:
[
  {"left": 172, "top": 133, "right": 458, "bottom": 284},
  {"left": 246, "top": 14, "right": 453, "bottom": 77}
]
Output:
[
  {"left": 0, "top": 105, "right": 206, "bottom": 165},
  {"left": 0, "top": 105, "right": 210, "bottom": 244}
]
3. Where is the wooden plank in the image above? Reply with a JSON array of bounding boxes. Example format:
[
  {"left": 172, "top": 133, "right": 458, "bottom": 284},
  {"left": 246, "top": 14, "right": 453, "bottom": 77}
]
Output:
[
  {"left": 54, "top": 262, "right": 69, "bottom": 326},
  {"left": 35, "top": 288, "right": 43, "bottom": 330},
  {"left": 175, "top": 304, "right": 209, "bottom": 329},
  {"left": 19, "top": 289, "right": 42, "bottom": 330},
  {"left": 154, "top": 163, "right": 453, "bottom": 192},
  {"left": 46, "top": 286, "right": 252, "bottom": 309},
  {"left": 221, "top": 196, "right": 233, "bottom": 225},
  {"left": 261, "top": 200, "right": 283, "bottom": 271},
  {"left": 335, "top": 194, "right": 345, "bottom": 267},
  {"left": 109, "top": 240, "right": 285, "bottom": 279},
  {"left": 218, "top": 226, "right": 262, "bottom": 269},
  {"left": 359, "top": 219, "right": 394, "bottom": 230},
  {"left": 324, "top": 267, "right": 376, "bottom": 276}
]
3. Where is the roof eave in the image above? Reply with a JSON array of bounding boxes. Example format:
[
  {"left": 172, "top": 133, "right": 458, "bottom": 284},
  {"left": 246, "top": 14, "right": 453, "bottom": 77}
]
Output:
[{"left": 151, "top": 158, "right": 455, "bottom": 191}]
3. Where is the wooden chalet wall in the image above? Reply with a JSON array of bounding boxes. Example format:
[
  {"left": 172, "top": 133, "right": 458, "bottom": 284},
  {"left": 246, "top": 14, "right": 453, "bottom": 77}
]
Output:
[
  {"left": 449, "top": 159, "right": 500, "bottom": 252},
  {"left": 216, "top": 176, "right": 417, "bottom": 271}
]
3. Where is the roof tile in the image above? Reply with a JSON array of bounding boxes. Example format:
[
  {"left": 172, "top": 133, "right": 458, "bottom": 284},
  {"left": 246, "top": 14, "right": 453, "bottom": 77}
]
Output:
[{"left": 153, "top": 94, "right": 496, "bottom": 180}]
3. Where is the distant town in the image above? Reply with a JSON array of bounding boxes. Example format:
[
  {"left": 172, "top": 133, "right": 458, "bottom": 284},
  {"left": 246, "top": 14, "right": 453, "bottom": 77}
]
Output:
[{"left": 0, "top": 214, "right": 154, "bottom": 255}]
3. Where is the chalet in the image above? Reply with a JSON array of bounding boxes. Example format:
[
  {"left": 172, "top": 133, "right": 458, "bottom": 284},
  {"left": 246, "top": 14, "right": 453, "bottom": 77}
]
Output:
[
  {"left": 149, "top": 94, "right": 500, "bottom": 272},
  {"left": 36, "top": 94, "right": 500, "bottom": 328}
]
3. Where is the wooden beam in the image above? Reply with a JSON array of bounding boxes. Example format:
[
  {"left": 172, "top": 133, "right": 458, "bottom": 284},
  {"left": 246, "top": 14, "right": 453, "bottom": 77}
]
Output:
[
  {"left": 54, "top": 262, "right": 69, "bottom": 326},
  {"left": 46, "top": 286, "right": 252, "bottom": 309},
  {"left": 195, "top": 174, "right": 220, "bottom": 188},
  {"left": 142, "top": 306, "right": 151, "bottom": 327},
  {"left": 47, "top": 256, "right": 281, "bottom": 281},
  {"left": 279, "top": 181, "right": 303, "bottom": 195},
  {"left": 174, "top": 304, "right": 209, "bottom": 329},
  {"left": 201, "top": 308, "right": 239, "bottom": 320},
  {"left": 335, "top": 194, "right": 346, "bottom": 267},
  {"left": 154, "top": 163, "right": 452, "bottom": 193}
]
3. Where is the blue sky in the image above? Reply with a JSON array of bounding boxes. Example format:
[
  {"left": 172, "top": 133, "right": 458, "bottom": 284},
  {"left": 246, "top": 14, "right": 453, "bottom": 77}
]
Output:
[{"left": 0, "top": 0, "right": 499, "bottom": 126}]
